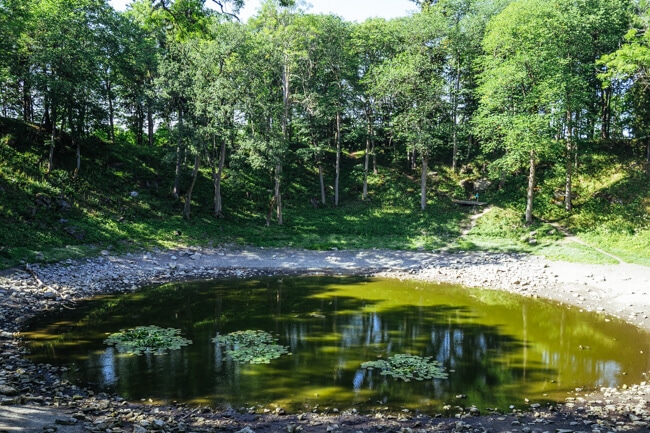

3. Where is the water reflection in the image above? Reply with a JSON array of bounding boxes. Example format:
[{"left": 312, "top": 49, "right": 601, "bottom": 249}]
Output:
[{"left": 24, "top": 276, "right": 650, "bottom": 413}]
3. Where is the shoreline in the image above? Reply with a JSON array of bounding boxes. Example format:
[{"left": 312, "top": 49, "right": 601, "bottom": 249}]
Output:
[{"left": 1, "top": 247, "right": 650, "bottom": 432}]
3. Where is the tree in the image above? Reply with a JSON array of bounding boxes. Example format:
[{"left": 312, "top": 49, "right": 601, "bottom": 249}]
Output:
[
  {"left": 474, "top": 0, "right": 562, "bottom": 223},
  {"left": 189, "top": 19, "right": 245, "bottom": 217},
  {"left": 349, "top": 18, "right": 399, "bottom": 201},
  {"left": 312, "top": 15, "right": 353, "bottom": 207},
  {"left": 600, "top": 1, "right": 650, "bottom": 161},
  {"left": 372, "top": 13, "right": 449, "bottom": 210},
  {"left": 29, "top": 0, "right": 115, "bottom": 175},
  {"left": 0, "top": 0, "right": 33, "bottom": 120},
  {"left": 241, "top": 0, "right": 303, "bottom": 225}
]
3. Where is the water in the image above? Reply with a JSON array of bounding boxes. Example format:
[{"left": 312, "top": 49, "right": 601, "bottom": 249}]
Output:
[{"left": 24, "top": 276, "right": 650, "bottom": 413}]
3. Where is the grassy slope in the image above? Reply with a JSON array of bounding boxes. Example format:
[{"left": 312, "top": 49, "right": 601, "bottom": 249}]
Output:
[{"left": 1, "top": 118, "right": 649, "bottom": 269}]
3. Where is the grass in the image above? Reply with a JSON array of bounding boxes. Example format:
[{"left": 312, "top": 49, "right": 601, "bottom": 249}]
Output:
[{"left": 1, "top": 117, "right": 649, "bottom": 269}]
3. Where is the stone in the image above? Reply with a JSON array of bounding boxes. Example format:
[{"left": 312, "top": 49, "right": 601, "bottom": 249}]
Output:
[
  {"left": 55, "top": 417, "right": 78, "bottom": 426},
  {"left": 0, "top": 385, "right": 18, "bottom": 396},
  {"left": 132, "top": 425, "right": 147, "bottom": 433},
  {"left": 0, "top": 397, "right": 18, "bottom": 405}
]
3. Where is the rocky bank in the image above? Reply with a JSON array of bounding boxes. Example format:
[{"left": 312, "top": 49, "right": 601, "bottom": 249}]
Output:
[{"left": 1, "top": 247, "right": 649, "bottom": 433}]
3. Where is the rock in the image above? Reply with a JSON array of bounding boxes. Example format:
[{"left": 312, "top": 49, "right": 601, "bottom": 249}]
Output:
[
  {"left": 130, "top": 191, "right": 139, "bottom": 198},
  {"left": 0, "top": 385, "right": 18, "bottom": 396},
  {"left": 473, "top": 178, "right": 492, "bottom": 191},
  {"left": 63, "top": 226, "right": 85, "bottom": 240},
  {"left": 57, "top": 199, "right": 71, "bottom": 211},
  {"left": 55, "top": 417, "right": 78, "bottom": 426},
  {"left": 0, "top": 397, "right": 19, "bottom": 405},
  {"left": 133, "top": 425, "right": 147, "bottom": 433},
  {"left": 235, "top": 428, "right": 256, "bottom": 433},
  {"left": 43, "top": 289, "right": 58, "bottom": 299}
]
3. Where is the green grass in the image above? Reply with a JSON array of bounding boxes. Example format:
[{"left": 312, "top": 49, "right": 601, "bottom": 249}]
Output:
[
  {"left": 1, "top": 117, "right": 649, "bottom": 269},
  {"left": 535, "top": 242, "right": 620, "bottom": 265}
]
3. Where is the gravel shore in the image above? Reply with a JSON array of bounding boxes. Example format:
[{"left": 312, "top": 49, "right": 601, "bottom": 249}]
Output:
[{"left": 1, "top": 247, "right": 649, "bottom": 432}]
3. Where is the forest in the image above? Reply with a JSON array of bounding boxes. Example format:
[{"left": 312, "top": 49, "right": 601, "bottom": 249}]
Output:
[{"left": 1, "top": 0, "right": 650, "bottom": 267}]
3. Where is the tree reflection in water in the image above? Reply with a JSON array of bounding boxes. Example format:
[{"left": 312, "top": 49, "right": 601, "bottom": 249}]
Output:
[{"left": 24, "top": 276, "right": 650, "bottom": 413}]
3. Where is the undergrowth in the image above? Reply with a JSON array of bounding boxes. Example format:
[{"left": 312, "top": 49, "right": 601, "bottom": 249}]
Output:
[{"left": 1, "top": 118, "right": 648, "bottom": 268}]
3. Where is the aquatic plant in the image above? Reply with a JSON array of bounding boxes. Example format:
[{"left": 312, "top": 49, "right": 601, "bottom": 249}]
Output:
[
  {"left": 104, "top": 325, "right": 192, "bottom": 355},
  {"left": 361, "top": 354, "right": 448, "bottom": 382},
  {"left": 212, "top": 330, "right": 291, "bottom": 364}
]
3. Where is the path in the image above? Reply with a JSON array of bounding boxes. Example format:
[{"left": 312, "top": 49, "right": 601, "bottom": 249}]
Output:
[
  {"left": 548, "top": 221, "right": 626, "bottom": 264},
  {"left": 459, "top": 204, "right": 493, "bottom": 237}
]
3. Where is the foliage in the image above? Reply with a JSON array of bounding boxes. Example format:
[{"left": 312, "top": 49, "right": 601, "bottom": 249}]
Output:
[
  {"left": 0, "top": 0, "right": 649, "bottom": 268},
  {"left": 361, "top": 354, "right": 448, "bottom": 382},
  {"left": 104, "top": 325, "right": 192, "bottom": 355},
  {"left": 212, "top": 330, "right": 291, "bottom": 364}
]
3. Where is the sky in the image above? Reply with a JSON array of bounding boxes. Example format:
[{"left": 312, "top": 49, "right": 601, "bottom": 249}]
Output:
[{"left": 108, "top": 0, "right": 417, "bottom": 23}]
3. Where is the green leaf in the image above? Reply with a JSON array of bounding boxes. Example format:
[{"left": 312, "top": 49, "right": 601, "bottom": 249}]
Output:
[
  {"left": 212, "top": 330, "right": 291, "bottom": 364},
  {"left": 361, "top": 354, "right": 448, "bottom": 382},
  {"left": 104, "top": 325, "right": 192, "bottom": 356}
]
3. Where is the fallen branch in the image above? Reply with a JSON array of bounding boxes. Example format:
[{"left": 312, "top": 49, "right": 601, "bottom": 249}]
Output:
[{"left": 25, "top": 264, "right": 45, "bottom": 287}]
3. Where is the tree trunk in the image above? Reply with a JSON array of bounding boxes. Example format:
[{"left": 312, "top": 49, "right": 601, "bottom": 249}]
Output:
[
  {"left": 274, "top": 163, "right": 283, "bottom": 225},
  {"left": 452, "top": 63, "right": 460, "bottom": 172},
  {"left": 372, "top": 129, "right": 378, "bottom": 175},
  {"left": 47, "top": 105, "right": 57, "bottom": 174},
  {"left": 212, "top": 136, "right": 226, "bottom": 217},
  {"left": 363, "top": 107, "right": 375, "bottom": 200},
  {"left": 136, "top": 103, "right": 144, "bottom": 146},
  {"left": 74, "top": 137, "right": 80, "bottom": 179},
  {"left": 565, "top": 111, "right": 574, "bottom": 212},
  {"left": 106, "top": 79, "right": 115, "bottom": 145},
  {"left": 601, "top": 87, "right": 611, "bottom": 140},
  {"left": 420, "top": 150, "right": 428, "bottom": 211},
  {"left": 277, "top": 61, "right": 290, "bottom": 224},
  {"left": 317, "top": 152, "right": 326, "bottom": 204},
  {"left": 147, "top": 100, "right": 154, "bottom": 147},
  {"left": 363, "top": 131, "right": 370, "bottom": 201},
  {"left": 43, "top": 96, "right": 52, "bottom": 133},
  {"left": 525, "top": 150, "right": 536, "bottom": 225},
  {"left": 22, "top": 80, "right": 32, "bottom": 123},
  {"left": 173, "top": 106, "right": 183, "bottom": 200},
  {"left": 334, "top": 110, "right": 341, "bottom": 207},
  {"left": 183, "top": 153, "right": 200, "bottom": 220}
]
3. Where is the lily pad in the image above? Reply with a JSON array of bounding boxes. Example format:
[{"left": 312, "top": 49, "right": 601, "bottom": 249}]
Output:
[
  {"left": 212, "top": 330, "right": 291, "bottom": 364},
  {"left": 104, "top": 325, "right": 192, "bottom": 356},
  {"left": 361, "top": 354, "right": 448, "bottom": 382}
]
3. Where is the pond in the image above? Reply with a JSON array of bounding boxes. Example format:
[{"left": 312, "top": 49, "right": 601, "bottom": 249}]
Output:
[{"left": 24, "top": 276, "right": 650, "bottom": 414}]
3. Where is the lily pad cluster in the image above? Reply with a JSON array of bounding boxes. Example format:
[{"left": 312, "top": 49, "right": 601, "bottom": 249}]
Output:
[
  {"left": 361, "top": 354, "right": 448, "bottom": 382},
  {"left": 212, "top": 330, "right": 291, "bottom": 364},
  {"left": 104, "top": 325, "right": 192, "bottom": 355}
]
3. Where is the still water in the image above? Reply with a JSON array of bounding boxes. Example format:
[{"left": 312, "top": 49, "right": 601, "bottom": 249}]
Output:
[{"left": 25, "top": 276, "right": 650, "bottom": 413}]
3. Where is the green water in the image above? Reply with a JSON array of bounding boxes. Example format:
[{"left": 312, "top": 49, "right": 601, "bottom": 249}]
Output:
[{"left": 24, "top": 276, "right": 650, "bottom": 414}]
